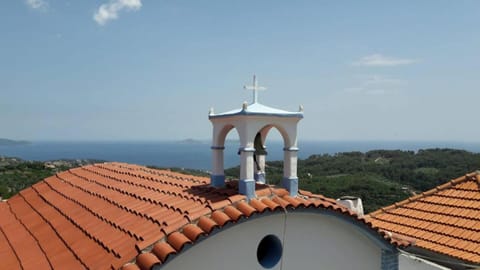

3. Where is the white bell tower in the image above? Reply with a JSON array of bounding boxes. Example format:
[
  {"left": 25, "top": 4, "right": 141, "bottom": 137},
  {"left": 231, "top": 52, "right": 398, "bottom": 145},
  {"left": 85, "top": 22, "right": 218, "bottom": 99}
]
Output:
[{"left": 208, "top": 76, "right": 303, "bottom": 200}]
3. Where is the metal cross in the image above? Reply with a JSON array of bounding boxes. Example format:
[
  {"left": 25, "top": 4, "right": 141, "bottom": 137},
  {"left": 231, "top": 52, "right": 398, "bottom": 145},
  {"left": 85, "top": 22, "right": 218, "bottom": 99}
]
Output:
[{"left": 244, "top": 75, "right": 266, "bottom": 104}]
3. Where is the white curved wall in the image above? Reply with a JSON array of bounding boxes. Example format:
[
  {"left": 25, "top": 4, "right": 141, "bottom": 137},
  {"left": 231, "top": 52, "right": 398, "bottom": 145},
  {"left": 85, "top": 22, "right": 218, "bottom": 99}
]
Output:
[{"left": 157, "top": 211, "right": 383, "bottom": 270}]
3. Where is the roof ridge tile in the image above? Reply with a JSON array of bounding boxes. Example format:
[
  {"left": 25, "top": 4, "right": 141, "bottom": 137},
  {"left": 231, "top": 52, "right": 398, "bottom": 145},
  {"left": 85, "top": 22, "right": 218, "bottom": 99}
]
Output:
[
  {"left": 210, "top": 210, "right": 232, "bottom": 226},
  {"left": 236, "top": 201, "right": 257, "bottom": 216},
  {"left": 151, "top": 242, "right": 176, "bottom": 263},
  {"left": 223, "top": 205, "right": 244, "bottom": 221},
  {"left": 182, "top": 224, "right": 206, "bottom": 242},
  {"left": 167, "top": 232, "right": 192, "bottom": 252},
  {"left": 196, "top": 216, "right": 219, "bottom": 234},
  {"left": 136, "top": 253, "right": 161, "bottom": 270}
]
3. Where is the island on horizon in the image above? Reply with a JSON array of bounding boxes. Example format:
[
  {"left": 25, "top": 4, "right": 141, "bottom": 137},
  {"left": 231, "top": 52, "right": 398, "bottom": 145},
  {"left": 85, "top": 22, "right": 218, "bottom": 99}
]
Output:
[{"left": 0, "top": 138, "right": 31, "bottom": 146}]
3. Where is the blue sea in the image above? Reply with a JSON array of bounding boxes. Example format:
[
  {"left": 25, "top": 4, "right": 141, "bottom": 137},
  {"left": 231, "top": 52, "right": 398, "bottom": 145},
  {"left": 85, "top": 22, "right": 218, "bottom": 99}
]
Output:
[{"left": 1, "top": 140, "right": 479, "bottom": 171}]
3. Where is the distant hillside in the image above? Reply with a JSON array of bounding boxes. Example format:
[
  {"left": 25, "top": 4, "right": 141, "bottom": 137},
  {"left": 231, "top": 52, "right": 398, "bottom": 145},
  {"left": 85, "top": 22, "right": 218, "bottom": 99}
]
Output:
[
  {"left": 0, "top": 157, "right": 102, "bottom": 199},
  {"left": 0, "top": 138, "right": 30, "bottom": 146},
  {"left": 225, "top": 148, "right": 480, "bottom": 213},
  {"left": 178, "top": 139, "right": 206, "bottom": 144},
  {"left": 2, "top": 148, "right": 479, "bottom": 213}
]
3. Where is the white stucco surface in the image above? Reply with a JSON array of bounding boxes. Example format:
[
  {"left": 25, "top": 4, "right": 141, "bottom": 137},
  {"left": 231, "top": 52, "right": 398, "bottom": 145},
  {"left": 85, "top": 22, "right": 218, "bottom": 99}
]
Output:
[{"left": 157, "top": 211, "right": 385, "bottom": 270}]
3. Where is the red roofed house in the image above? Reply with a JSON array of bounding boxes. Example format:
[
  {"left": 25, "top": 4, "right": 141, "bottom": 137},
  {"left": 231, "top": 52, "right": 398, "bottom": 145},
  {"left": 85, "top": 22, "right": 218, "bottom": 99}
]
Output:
[
  {"left": 367, "top": 172, "right": 480, "bottom": 270},
  {"left": 0, "top": 76, "right": 456, "bottom": 270}
]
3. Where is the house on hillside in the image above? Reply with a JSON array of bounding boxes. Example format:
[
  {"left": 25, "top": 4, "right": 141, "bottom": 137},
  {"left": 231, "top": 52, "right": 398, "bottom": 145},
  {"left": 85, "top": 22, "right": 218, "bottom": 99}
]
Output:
[
  {"left": 0, "top": 77, "right": 463, "bottom": 270},
  {"left": 367, "top": 172, "right": 480, "bottom": 269}
]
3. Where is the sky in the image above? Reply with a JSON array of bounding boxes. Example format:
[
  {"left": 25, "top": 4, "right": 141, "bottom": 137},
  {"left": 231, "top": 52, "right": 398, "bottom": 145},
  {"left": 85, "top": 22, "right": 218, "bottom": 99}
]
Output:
[{"left": 1, "top": 1, "right": 479, "bottom": 141}]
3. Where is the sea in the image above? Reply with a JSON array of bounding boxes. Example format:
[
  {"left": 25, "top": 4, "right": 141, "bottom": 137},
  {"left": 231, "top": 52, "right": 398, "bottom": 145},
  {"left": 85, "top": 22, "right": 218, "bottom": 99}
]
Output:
[{"left": 1, "top": 140, "right": 480, "bottom": 171}]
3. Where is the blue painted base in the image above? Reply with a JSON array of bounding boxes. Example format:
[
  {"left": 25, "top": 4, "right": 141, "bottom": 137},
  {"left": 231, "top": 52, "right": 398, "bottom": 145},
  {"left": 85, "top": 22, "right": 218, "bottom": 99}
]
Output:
[
  {"left": 282, "top": 177, "right": 298, "bottom": 196},
  {"left": 210, "top": 174, "right": 225, "bottom": 187},
  {"left": 239, "top": 178, "right": 256, "bottom": 200},
  {"left": 254, "top": 172, "right": 266, "bottom": 184},
  {"left": 381, "top": 249, "right": 399, "bottom": 270}
]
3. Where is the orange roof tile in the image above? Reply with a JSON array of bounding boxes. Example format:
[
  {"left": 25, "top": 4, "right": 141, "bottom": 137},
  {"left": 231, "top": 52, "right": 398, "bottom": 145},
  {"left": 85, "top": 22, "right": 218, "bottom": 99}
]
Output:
[
  {"left": 367, "top": 172, "right": 480, "bottom": 265},
  {"left": 0, "top": 162, "right": 408, "bottom": 270}
]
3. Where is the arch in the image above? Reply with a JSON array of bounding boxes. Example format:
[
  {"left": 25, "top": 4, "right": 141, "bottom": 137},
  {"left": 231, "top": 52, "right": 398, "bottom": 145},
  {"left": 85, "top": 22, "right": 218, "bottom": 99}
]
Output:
[
  {"left": 213, "top": 124, "right": 239, "bottom": 148},
  {"left": 211, "top": 123, "right": 241, "bottom": 188},
  {"left": 256, "top": 124, "right": 291, "bottom": 149}
]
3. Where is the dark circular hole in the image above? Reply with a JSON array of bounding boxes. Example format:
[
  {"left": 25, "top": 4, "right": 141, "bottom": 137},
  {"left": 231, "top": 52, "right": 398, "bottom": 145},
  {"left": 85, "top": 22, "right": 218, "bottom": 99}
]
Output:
[{"left": 257, "top": 234, "right": 283, "bottom": 268}]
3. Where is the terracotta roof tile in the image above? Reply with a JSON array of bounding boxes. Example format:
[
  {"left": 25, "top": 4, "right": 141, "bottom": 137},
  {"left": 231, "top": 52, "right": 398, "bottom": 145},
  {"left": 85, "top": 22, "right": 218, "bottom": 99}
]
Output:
[
  {"left": 166, "top": 232, "right": 192, "bottom": 251},
  {"left": 249, "top": 199, "right": 269, "bottom": 213},
  {"left": 236, "top": 201, "right": 257, "bottom": 216},
  {"left": 151, "top": 242, "right": 176, "bottom": 263},
  {"left": 210, "top": 210, "right": 232, "bottom": 226},
  {"left": 136, "top": 253, "right": 161, "bottom": 270},
  {"left": 0, "top": 162, "right": 407, "bottom": 270},
  {"left": 223, "top": 205, "right": 244, "bottom": 221},
  {"left": 181, "top": 224, "right": 205, "bottom": 241},
  {"left": 121, "top": 263, "right": 141, "bottom": 270},
  {"left": 196, "top": 216, "right": 219, "bottom": 234},
  {"left": 367, "top": 172, "right": 480, "bottom": 265}
]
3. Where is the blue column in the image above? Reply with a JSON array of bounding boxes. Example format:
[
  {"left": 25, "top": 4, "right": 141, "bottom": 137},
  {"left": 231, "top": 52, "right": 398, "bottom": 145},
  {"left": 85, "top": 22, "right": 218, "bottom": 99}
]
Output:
[
  {"left": 282, "top": 147, "right": 299, "bottom": 196},
  {"left": 239, "top": 147, "right": 256, "bottom": 200},
  {"left": 211, "top": 146, "right": 225, "bottom": 187}
]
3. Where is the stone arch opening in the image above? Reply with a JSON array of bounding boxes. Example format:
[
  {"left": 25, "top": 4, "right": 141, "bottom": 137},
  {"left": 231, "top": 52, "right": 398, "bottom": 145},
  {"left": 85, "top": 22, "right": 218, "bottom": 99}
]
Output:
[
  {"left": 211, "top": 124, "right": 240, "bottom": 187},
  {"left": 251, "top": 125, "right": 292, "bottom": 185}
]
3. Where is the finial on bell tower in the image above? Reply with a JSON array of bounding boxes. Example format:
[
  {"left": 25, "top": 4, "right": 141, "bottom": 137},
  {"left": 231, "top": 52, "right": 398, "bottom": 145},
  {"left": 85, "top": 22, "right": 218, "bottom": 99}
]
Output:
[{"left": 243, "top": 74, "right": 266, "bottom": 104}]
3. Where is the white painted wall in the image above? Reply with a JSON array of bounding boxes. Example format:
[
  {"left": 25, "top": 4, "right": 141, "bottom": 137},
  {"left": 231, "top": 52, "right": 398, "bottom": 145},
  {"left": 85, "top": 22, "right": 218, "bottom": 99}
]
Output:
[
  {"left": 157, "top": 211, "right": 384, "bottom": 270},
  {"left": 399, "top": 253, "right": 451, "bottom": 270},
  {"left": 283, "top": 212, "right": 382, "bottom": 269}
]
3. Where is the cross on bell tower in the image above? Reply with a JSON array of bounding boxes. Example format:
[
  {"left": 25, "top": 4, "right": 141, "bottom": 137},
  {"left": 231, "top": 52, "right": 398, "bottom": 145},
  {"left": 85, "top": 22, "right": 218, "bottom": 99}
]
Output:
[
  {"left": 208, "top": 76, "right": 304, "bottom": 200},
  {"left": 244, "top": 75, "right": 266, "bottom": 104}
]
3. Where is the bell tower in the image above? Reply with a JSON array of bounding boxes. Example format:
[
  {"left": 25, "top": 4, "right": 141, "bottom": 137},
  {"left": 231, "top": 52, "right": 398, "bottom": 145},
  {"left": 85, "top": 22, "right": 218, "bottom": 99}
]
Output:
[{"left": 208, "top": 75, "right": 303, "bottom": 200}]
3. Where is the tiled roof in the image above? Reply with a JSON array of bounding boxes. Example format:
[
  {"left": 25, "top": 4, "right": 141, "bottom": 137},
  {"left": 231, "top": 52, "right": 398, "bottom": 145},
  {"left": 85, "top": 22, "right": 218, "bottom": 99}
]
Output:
[
  {"left": 367, "top": 172, "right": 480, "bottom": 265},
  {"left": 0, "top": 162, "right": 408, "bottom": 270}
]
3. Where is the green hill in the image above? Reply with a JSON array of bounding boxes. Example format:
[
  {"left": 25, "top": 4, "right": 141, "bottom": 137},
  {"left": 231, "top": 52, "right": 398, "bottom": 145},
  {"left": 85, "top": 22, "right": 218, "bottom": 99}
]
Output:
[
  {"left": 225, "top": 148, "right": 480, "bottom": 213},
  {"left": 2, "top": 148, "right": 479, "bottom": 213},
  {"left": 0, "top": 157, "right": 101, "bottom": 199}
]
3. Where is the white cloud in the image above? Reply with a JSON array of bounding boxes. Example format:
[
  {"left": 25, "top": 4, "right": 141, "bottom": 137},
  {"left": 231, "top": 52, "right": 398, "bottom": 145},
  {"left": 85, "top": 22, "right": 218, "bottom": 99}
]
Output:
[
  {"left": 365, "top": 89, "right": 387, "bottom": 95},
  {"left": 363, "top": 75, "right": 406, "bottom": 86},
  {"left": 352, "top": 54, "right": 417, "bottom": 67},
  {"left": 344, "top": 75, "right": 405, "bottom": 95},
  {"left": 93, "top": 0, "right": 142, "bottom": 25},
  {"left": 26, "top": 0, "right": 47, "bottom": 10}
]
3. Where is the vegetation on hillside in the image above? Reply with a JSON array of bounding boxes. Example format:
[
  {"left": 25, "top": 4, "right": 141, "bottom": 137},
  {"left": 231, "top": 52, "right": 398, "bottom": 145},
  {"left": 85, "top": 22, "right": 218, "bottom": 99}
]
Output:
[
  {"left": 0, "top": 157, "right": 101, "bottom": 199},
  {"left": 1, "top": 148, "right": 479, "bottom": 213},
  {"left": 225, "top": 148, "right": 480, "bottom": 213}
]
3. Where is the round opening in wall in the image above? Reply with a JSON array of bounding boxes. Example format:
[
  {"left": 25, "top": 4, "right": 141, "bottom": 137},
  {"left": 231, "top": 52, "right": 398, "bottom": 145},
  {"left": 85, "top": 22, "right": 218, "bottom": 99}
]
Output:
[{"left": 256, "top": 234, "right": 283, "bottom": 268}]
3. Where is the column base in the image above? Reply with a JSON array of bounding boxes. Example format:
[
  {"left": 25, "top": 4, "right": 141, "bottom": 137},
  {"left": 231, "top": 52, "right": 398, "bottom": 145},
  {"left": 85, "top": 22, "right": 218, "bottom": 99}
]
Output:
[
  {"left": 211, "top": 175, "right": 225, "bottom": 187},
  {"left": 282, "top": 177, "right": 298, "bottom": 197},
  {"left": 239, "top": 179, "right": 256, "bottom": 200},
  {"left": 254, "top": 172, "right": 266, "bottom": 184}
]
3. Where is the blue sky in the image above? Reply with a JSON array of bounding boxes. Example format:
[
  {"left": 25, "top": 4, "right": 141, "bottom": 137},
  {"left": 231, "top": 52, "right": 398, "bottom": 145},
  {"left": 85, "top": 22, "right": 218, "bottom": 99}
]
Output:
[{"left": 1, "top": 1, "right": 479, "bottom": 141}]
